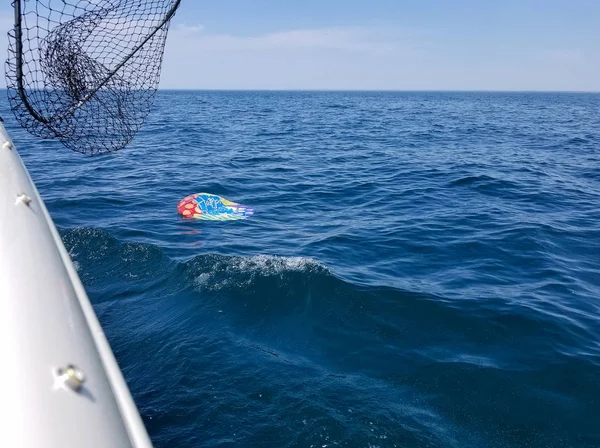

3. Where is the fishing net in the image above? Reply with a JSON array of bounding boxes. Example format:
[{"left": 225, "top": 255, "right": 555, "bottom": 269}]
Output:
[{"left": 5, "top": 0, "right": 181, "bottom": 155}]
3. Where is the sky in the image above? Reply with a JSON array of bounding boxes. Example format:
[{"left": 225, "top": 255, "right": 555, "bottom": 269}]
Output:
[{"left": 1, "top": 0, "right": 599, "bottom": 91}]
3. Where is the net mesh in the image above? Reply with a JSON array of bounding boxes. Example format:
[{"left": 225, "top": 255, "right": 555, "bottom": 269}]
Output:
[{"left": 6, "top": 0, "right": 181, "bottom": 155}]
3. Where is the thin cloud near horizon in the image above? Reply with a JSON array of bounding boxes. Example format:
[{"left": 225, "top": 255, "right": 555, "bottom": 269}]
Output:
[{"left": 160, "top": 23, "right": 599, "bottom": 91}]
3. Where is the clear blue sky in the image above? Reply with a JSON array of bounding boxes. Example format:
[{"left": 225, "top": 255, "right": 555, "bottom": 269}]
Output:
[{"left": 1, "top": 1, "right": 599, "bottom": 90}]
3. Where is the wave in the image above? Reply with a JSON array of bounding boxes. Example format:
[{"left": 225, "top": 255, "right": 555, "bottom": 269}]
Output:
[{"left": 61, "top": 227, "right": 600, "bottom": 366}]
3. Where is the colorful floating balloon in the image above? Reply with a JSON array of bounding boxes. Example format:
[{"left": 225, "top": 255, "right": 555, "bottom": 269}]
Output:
[{"left": 178, "top": 193, "right": 254, "bottom": 221}]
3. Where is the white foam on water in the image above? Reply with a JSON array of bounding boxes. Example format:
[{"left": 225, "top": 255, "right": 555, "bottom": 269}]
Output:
[
  {"left": 194, "top": 254, "right": 327, "bottom": 291},
  {"left": 231, "top": 254, "right": 324, "bottom": 275}
]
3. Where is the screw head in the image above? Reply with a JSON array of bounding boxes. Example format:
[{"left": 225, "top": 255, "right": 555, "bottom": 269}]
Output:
[
  {"left": 15, "top": 193, "right": 32, "bottom": 206},
  {"left": 55, "top": 364, "right": 86, "bottom": 392}
]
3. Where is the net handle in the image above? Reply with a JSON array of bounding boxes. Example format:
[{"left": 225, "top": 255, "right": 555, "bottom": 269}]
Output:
[
  {"left": 13, "top": 0, "right": 48, "bottom": 123},
  {"left": 12, "top": 0, "right": 182, "bottom": 123}
]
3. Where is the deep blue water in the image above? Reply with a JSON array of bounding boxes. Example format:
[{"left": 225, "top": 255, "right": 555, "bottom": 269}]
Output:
[{"left": 3, "top": 91, "right": 600, "bottom": 447}]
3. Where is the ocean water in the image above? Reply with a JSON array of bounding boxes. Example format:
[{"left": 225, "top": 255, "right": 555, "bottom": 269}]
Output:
[{"left": 2, "top": 91, "right": 600, "bottom": 447}]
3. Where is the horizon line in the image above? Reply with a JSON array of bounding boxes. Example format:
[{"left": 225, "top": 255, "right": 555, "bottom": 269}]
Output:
[
  {"left": 155, "top": 88, "right": 600, "bottom": 94},
  {"left": 1, "top": 87, "right": 597, "bottom": 94}
]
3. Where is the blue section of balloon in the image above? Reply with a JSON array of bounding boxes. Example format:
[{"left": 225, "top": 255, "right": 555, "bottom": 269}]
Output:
[{"left": 178, "top": 193, "right": 254, "bottom": 220}]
